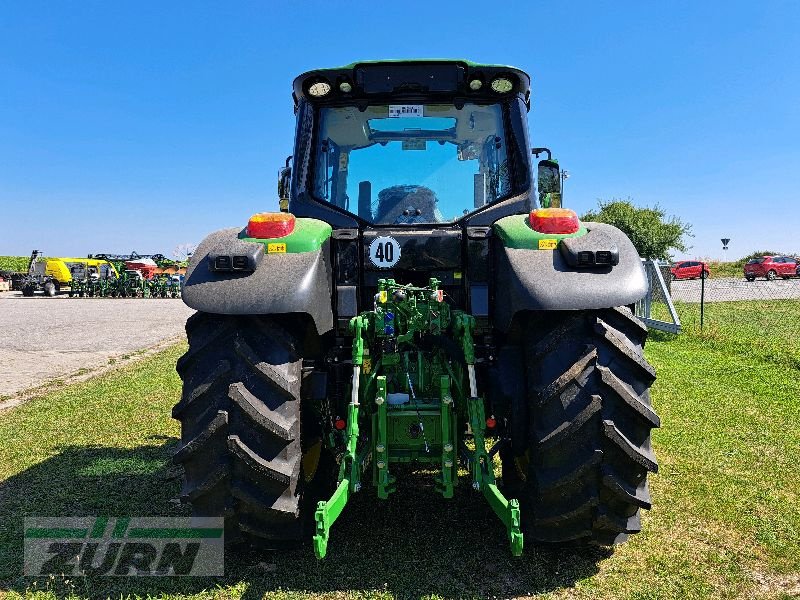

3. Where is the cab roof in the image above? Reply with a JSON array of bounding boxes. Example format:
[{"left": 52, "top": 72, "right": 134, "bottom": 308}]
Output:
[{"left": 292, "top": 59, "right": 531, "bottom": 106}]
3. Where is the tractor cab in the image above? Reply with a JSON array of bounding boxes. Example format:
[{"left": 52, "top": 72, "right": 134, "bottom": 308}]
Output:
[
  {"left": 288, "top": 60, "right": 540, "bottom": 226},
  {"left": 280, "top": 61, "right": 563, "bottom": 331}
]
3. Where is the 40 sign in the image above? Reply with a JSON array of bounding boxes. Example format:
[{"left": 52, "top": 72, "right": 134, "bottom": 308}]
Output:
[{"left": 24, "top": 517, "right": 224, "bottom": 576}]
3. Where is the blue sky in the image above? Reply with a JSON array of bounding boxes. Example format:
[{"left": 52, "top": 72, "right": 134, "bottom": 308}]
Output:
[{"left": 1, "top": 1, "right": 798, "bottom": 261}]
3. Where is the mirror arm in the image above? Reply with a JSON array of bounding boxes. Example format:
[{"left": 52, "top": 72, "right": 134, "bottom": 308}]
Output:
[{"left": 531, "top": 147, "right": 552, "bottom": 160}]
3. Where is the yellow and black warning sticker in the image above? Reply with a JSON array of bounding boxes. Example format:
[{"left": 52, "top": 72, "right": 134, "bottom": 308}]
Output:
[
  {"left": 267, "top": 243, "right": 287, "bottom": 253},
  {"left": 538, "top": 239, "right": 558, "bottom": 250}
]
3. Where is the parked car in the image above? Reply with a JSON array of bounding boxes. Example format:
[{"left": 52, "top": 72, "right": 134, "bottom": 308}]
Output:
[
  {"left": 671, "top": 260, "right": 709, "bottom": 280},
  {"left": 744, "top": 256, "right": 799, "bottom": 281}
]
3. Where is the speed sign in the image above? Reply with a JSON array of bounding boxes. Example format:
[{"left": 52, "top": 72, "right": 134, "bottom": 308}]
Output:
[{"left": 368, "top": 236, "right": 401, "bottom": 268}]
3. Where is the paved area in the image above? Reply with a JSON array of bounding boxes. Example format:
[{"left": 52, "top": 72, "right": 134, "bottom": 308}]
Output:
[
  {"left": 0, "top": 291, "right": 195, "bottom": 398},
  {"left": 671, "top": 277, "right": 800, "bottom": 303}
]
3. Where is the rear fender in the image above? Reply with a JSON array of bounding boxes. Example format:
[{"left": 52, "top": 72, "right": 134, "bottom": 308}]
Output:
[
  {"left": 182, "top": 226, "right": 334, "bottom": 334},
  {"left": 492, "top": 221, "right": 647, "bottom": 332}
]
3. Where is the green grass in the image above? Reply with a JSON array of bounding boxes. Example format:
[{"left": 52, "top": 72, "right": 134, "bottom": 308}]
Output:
[
  {"left": 655, "top": 299, "right": 800, "bottom": 370},
  {"left": 705, "top": 261, "right": 743, "bottom": 279},
  {"left": 1, "top": 308, "right": 799, "bottom": 599}
]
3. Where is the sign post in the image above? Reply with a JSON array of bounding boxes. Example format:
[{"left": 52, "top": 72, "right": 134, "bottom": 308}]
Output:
[{"left": 721, "top": 238, "right": 730, "bottom": 261}]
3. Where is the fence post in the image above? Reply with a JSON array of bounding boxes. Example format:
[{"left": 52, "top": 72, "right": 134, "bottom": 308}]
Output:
[{"left": 700, "top": 272, "right": 705, "bottom": 330}]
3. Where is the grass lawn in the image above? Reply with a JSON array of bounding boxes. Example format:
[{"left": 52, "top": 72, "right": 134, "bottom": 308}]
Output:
[
  {"left": 705, "top": 261, "right": 743, "bottom": 280},
  {"left": 1, "top": 302, "right": 798, "bottom": 599}
]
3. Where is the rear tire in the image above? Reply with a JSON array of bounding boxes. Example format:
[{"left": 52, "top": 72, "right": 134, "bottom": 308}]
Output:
[
  {"left": 43, "top": 281, "right": 56, "bottom": 297},
  {"left": 22, "top": 285, "right": 34, "bottom": 297},
  {"left": 173, "top": 312, "right": 319, "bottom": 544},
  {"left": 517, "top": 307, "right": 659, "bottom": 546}
]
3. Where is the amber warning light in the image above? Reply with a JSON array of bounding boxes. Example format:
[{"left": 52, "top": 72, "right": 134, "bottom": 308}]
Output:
[
  {"left": 529, "top": 208, "right": 580, "bottom": 235},
  {"left": 247, "top": 212, "right": 296, "bottom": 239}
]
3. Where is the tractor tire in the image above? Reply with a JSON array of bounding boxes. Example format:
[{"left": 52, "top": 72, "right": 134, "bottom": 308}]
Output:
[
  {"left": 22, "top": 285, "right": 34, "bottom": 297},
  {"left": 43, "top": 281, "right": 56, "bottom": 297},
  {"left": 518, "top": 306, "right": 659, "bottom": 546},
  {"left": 173, "top": 312, "right": 318, "bottom": 544}
]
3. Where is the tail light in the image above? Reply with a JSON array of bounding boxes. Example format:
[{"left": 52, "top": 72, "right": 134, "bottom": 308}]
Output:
[
  {"left": 529, "top": 208, "right": 580, "bottom": 234},
  {"left": 247, "top": 212, "right": 296, "bottom": 239}
]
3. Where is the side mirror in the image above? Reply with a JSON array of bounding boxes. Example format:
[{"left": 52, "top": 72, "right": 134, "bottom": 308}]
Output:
[
  {"left": 277, "top": 156, "right": 292, "bottom": 212},
  {"left": 537, "top": 159, "right": 561, "bottom": 208}
]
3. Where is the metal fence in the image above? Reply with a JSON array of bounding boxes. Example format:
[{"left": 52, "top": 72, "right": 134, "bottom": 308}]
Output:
[
  {"left": 635, "top": 259, "right": 800, "bottom": 349},
  {"left": 635, "top": 260, "right": 681, "bottom": 334}
]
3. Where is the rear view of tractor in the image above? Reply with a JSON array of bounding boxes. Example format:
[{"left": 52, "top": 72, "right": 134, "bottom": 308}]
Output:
[{"left": 174, "top": 60, "right": 659, "bottom": 558}]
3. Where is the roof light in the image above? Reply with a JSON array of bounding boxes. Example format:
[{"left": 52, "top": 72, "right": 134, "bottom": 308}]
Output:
[
  {"left": 247, "top": 212, "right": 296, "bottom": 239},
  {"left": 469, "top": 78, "right": 483, "bottom": 91},
  {"left": 490, "top": 77, "right": 514, "bottom": 93},
  {"left": 339, "top": 81, "right": 353, "bottom": 93},
  {"left": 308, "top": 80, "right": 331, "bottom": 97},
  {"left": 530, "top": 208, "right": 580, "bottom": 234}
]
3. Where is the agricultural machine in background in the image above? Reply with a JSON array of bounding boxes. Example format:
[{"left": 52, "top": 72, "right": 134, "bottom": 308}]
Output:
[
  {"left": 175, "top": 60, "right": 660, "bottom": 559},
  {"left": 17, "top": 250, "right": 185, "bottom": 298},
  {"left": 20, "top": 250, "right": 117, "bottom": 297}
]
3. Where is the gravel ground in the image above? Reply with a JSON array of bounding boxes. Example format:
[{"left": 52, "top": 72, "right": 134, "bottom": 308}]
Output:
[
  {"left": 0, "top": 291, "right": 194, "bottom": 398},
  {"left": 671, "top": 277, "right": 800, "bottom": 303}
]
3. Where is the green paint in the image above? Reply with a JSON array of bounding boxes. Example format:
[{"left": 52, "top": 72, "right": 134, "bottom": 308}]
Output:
[
  {"left": 465, "top": 392, "right": 524, "bottom": 557},
  {"left": 483, "top": 486, "right": 524, "bottom": 556},
  {"left": 313, "top": 479, "right": 349, "bottom": 559},
  {"left": 112, "top": 517, "right": 130, "bottom": 538},
  {"left": 374, "top": 376, "right": 394, "bottom": 499},
  {"left": 238, "top": 217, "right": 332, "bottom": 253},
  {"left": 436, "top": 375, "right": 455, "bottom": 498},
  {"left": 90, "top": 516, "right": 108, "bottom": 538},
  {"left": 313, "top": 328, "right": 368, "bottom": 559},
  {"left": 350, "top": 315, "right": 366, "bottom": 365},
  {"left": 313, "top": 278, "right": 523, "bottom": 559},
  {"left": 493, "top": 213, "right": 588, "bottom": 250}
]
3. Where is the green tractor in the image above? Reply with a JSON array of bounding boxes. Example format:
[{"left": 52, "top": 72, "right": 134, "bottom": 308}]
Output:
[{"left": 174, "top": 60, "right": 659, "bottom": 558}]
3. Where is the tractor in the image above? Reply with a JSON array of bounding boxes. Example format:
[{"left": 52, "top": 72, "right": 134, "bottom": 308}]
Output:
[{"left": 175, "top": 60, "right": 659, "bottom": 559}]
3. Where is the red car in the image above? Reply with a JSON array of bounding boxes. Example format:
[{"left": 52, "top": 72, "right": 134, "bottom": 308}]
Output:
[
  {"left": 744, "top": 256, "right": 799, "bottom": 281},
  {"left": 671, "top": 260, "right": 709, "bottom": 280}
]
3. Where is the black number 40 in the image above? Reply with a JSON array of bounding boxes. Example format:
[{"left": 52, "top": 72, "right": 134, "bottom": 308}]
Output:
[{"left": 375, "top": 242, "right": 394, "bottom": 263}]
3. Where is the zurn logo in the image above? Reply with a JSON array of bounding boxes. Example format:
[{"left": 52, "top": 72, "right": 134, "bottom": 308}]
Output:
[{"left": 24, "top": 517, "right": 224, "bottom": 576}]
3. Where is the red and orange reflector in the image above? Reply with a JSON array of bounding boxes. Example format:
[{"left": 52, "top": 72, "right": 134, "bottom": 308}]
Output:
[
  {"left": 247, "top": 212, "right": 296, "bottom": 239},
  {"left": 486, "top": 417, "right": 497, "bottom": 429},
  {"left": 334, "top": 418, "right": 346, "bottom": 431},
  {"left": 529, "top": 208, "right": 580, "bottom": 235}
]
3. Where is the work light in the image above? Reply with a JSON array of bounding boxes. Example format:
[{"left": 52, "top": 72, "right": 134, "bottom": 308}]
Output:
[
  {"left": 490, "top": 77, "right": 514, "bottom": 93},
  {"left": 308, "top": 80, "right": 332, "bottom": 97}
]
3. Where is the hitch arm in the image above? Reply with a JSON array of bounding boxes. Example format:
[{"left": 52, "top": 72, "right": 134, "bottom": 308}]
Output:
[{"left": 313, "top": 317, "right": 368, "bottom": 559}]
